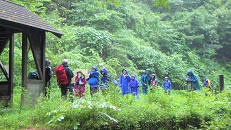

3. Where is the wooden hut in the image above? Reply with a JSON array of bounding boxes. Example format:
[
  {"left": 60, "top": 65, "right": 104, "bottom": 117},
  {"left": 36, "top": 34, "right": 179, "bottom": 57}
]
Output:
[{"left": 0, "top": 0, "right": 62, "bottom": 106}]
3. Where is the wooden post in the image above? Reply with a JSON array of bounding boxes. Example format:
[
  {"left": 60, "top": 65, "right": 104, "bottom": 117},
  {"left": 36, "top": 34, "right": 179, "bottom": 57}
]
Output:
[
  {"left": 21, "top": 30, "right": 46, "bottom": 106},
  {"left": 0, "top": 35, "right": 9, "bottom": 55},
  {"left": 21, "top": 33, "right": 28, "bottom": 88},
  {"left": 218, "top": 74, "right": 224, "bottom": 92},
  {"left": 41, "top": 31, "right": 46, "bottom": 94},
  {"left": 28, "top": 29, "right": 46, "bottom": 94},
  {"left": 9, "top": 34, "right": 14, "bottom": 105},
  {"left": 21, "top": 32, "right": 28, "bottom": 106},
  {"left": 28, "top": 29, "right": 43, "bottom": 80}
]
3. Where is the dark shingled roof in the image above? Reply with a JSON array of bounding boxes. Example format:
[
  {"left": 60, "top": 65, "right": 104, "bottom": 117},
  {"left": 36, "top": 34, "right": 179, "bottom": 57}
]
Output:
[{"left": 0, "top": 0, "right": 62, "bottom": 37}]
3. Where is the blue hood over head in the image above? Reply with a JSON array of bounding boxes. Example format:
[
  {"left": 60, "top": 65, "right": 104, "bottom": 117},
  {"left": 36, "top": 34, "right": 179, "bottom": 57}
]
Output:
[
  {"left": 187, "top": 69, "right": 200, "bottom": 90},
  {"left": 187, "top": 69, "right": 194, "bottom": 75},
  {"left": 187, "top": 69, "right": 192, "bottom": 73},
  {"left": 92, "top": 66, "right": 98, "bottom": 71},
  {"left": 145, "top": 69, "right": 151, "bottom": 74},
  {"left": 100, "top": 68, "right": 108, "bottom": 75},
  {"left": 131, "top": 75, "right": 136, "bottom": 80},
  {"left": 122, "top": 69, "right": 128, "bottom": 74}
]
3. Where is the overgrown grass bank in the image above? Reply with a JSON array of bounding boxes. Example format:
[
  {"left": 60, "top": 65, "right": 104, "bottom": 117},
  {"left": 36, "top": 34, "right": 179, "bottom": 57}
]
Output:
[{"left": 0, "top": 84, "right": 230, "bottom": 130}]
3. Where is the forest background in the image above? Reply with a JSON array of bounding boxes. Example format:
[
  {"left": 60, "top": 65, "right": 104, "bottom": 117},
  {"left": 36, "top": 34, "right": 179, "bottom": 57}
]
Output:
[
  {"left": 1, "top": 0, "right": 230, "bottom": 89},
  {"left": 0, "top": 0, "right": 231, "bottom": 129}
]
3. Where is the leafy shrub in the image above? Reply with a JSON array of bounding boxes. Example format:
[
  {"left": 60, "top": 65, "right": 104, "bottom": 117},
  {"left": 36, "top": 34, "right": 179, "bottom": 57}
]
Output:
[{"left": 0, "top": 84, "right": 231, "bottom": 129}]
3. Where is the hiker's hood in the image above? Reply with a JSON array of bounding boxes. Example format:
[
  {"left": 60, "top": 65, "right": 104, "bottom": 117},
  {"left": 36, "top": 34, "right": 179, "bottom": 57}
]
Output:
[
  {"left": 145, "top": 69, "right": 151, "bottom": 74},
  {"left": 131, "top": 75, "right": 136, "bottom": 80},
  {"left": 45, "top": 59, "right": 51, "bottom": 67},
  {"left": 122, "top": 69, "right": 128, "bottom": 74},
  {"left": 92, "top": 66, "right": 98, "bottom": 71},
  {"left": 187, "top": 69, "right": 195, "bottom": 75},
  {"left": 100, "top": 68, "right": 108, "bottom": 75}
]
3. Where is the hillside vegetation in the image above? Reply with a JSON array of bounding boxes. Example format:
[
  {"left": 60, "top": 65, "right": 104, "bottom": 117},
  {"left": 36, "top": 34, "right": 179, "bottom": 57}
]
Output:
[
  {"left": 0, "top": 0, "right": 231, "bottom": 129},
  {"left": 5, "top": 0, "right": 230, "bottom": 88}
]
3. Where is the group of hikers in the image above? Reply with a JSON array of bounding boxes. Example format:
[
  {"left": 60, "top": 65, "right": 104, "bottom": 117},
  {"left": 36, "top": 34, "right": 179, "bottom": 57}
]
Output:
[{"left": 28, "top": 59, "right": 213, "bottom": 99}]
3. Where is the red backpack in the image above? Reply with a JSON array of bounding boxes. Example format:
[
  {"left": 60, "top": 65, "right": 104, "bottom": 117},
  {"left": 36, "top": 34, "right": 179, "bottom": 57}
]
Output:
[{"left": 56, "top": 65, "right": 68, "bottom": 85}]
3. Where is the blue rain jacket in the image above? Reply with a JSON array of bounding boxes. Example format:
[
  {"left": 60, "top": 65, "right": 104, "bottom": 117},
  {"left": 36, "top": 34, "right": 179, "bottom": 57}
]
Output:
[
  {"left": 120, "top": 70, "right": 131, "bottom": 95},
  {"left": 129, "top": 75, "right": 140, "bottom": 96},
  {"left": 141, "top": 69, "right": 152, "bottom": 87},
  {"left": 100, "top": 68, "right": 108, "bottom": 90},
  {"left": 162, "top": 80, "right": 172, "bottom": 90},
  {"left": 100, "top": 68, "right": 108, "bottom": 83},
  {"left": 186, "top": 69, "right": 200, "bottom": 90},
  {"left": 87, "top": 66, "right": 99, "bottom": 88}
]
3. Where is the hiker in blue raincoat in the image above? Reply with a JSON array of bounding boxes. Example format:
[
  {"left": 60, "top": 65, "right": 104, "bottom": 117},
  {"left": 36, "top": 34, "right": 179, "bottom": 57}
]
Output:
[
  {"left": 162, "top": 77, "right": 172, "bottom": 95},
  {"left": 203, "top": 78, "right": 212, "bottom": 88},
  {"left": 129, "top": 75, "right": 140, "bottom": 98},
  {"left": 120, "top": 69, "right": 131, "bottom": 95},
  {"left": 186, "top": 69, "right": 200, "bottom": 90},
  {"left": 87, "top": 66, "right": 99, "bottom": 95},
  {"left": 100, "top": 68, "right": 108, "bottom": 91},
  {"left": 141, "top": 69, "right": 152, "bottom": 94}
]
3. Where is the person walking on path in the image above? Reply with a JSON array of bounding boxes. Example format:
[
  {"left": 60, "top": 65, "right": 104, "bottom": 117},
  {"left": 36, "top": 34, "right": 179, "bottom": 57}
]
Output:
[
  {"left": 203, "top": 78, "right": 212, "bottom": 88},
  {"left": 141, "top": 69, "right": 152, "bottom": 94},
  {"left": 56, "top": 59, "right": 74, "bottom": 100},
  {"left": 120, "top": 69, "right": 131, "bottom": 95},
  {"left": 87, "top": 66, "right": 99, "bottom": 96},
  {"left": 74, "top": 71, "right": 87, "bottom": 98},
  {"left": 162, "top": 77, "right": 172, "bottom": 95},
  {"left": 45, "top": 58, "right": 53, "bottom": 98},
  {"left": 186, "top": 69, "right": 200, "bottom": 90},
  {"left": 129, "top": 75, "right": 140, "bottom": 98},
  {"left": 150, "top": 73, "right": 158, "bottom": 91},
  {"left": 99, "top": 68, "right": 108, "bottom": 92}
]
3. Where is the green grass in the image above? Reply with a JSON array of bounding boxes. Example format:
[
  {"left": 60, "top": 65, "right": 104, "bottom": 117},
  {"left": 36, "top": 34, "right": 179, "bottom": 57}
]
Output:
[{"left": 0, "top": 82, "right": 230, "bottom": 130}]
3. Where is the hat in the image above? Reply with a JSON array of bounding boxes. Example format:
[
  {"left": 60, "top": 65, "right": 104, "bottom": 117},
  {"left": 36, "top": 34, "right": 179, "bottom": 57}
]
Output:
[
  {"left": 77, "top": 71, "right": 85, "bottom": 77},
  {"left": 92, "top": 66, "right": 98, "bottom": 71},
  {"left": 62, "top": 59, "right": 68, "bottom": 64},
  {"left": 146, "top": 69, "right": 150, "bottom": 72},
  {"left": 165, "top": 77, "right": 168, "bottom": 79},
  {"left": 151, "top": 74, "right": 156, "bottom": 76},
  {"left": 45, "top": 59, "right": 51, "bottom": 66},
  {"left": 45, "top": 58, "right": 51, "bottom": 63}
]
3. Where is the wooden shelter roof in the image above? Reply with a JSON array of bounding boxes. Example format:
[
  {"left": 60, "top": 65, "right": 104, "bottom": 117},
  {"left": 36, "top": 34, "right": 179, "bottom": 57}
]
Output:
[{"left": 0, "top": 0, "right": 62, "bottom": 37}]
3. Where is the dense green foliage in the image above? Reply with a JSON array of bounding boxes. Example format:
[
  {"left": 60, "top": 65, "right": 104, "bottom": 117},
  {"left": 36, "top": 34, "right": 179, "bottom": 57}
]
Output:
[
  {"left": 4, "top": 0, "right": 230, "bottom": 88},
  {"left": 0, "top": 0, "right": 231, "bottom": 129},
  {"left": 0, "top": 85, "right": 231, "bottom": 129}
]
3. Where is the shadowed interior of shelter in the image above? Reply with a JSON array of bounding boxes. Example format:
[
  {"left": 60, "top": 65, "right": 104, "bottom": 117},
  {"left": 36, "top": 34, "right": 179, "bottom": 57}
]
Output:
[{"left": 0, "top": 0, "right": 62, "bottom": 106}]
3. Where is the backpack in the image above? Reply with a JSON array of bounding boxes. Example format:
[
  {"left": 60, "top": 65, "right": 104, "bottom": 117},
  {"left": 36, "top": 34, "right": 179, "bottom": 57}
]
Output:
[
  {"left": 152, "top": 80, "right": 157, "bottom": 86},
  {"left": 45, "top": 66, "right": 52, "bottom": 82},
  {"left": 28, "top": 70, "right": 39, "bottom": 79},
  {"left": 56, "top": 65, "right": 68, "bottom": 85},
  {"left": 88, "top": 71, "right": 99, "bottom": 85},
  {"left": 88, "top": 77, "right": 98, "bottom": 85}
]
